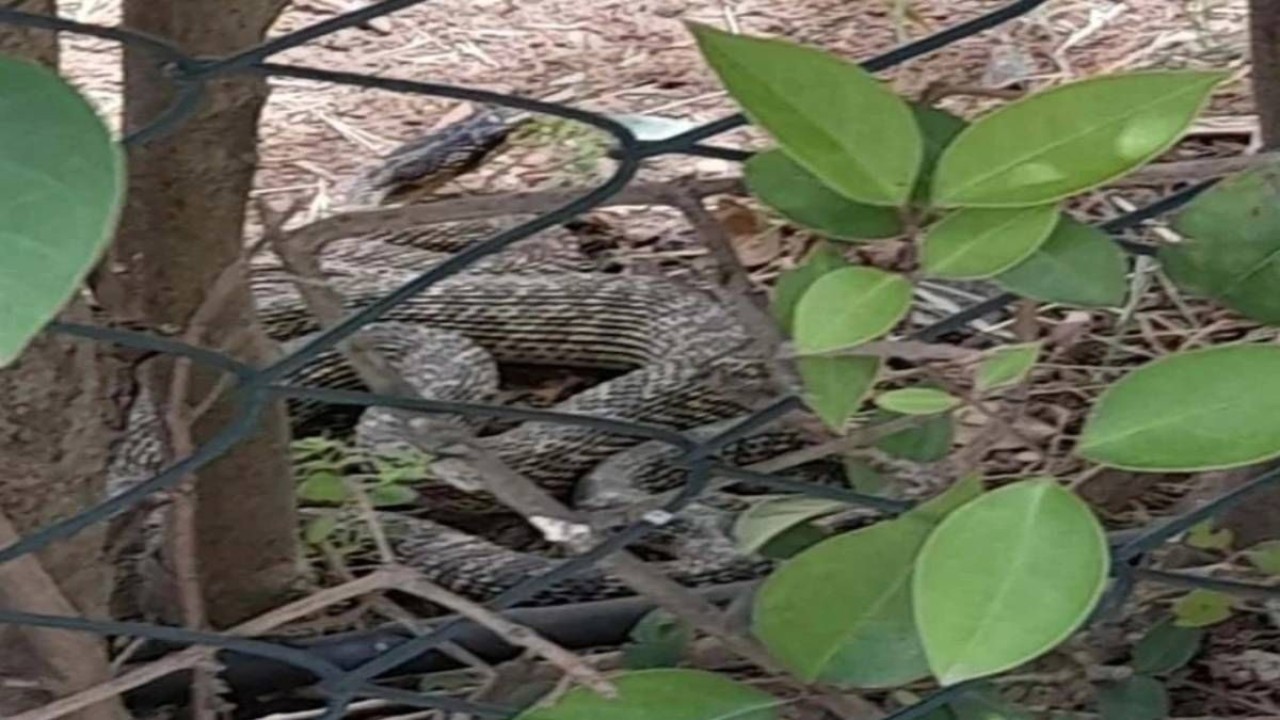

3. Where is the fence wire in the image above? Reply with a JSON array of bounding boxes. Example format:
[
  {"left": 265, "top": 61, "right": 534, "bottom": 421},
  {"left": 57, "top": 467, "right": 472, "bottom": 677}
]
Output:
[{"left": 0, "top": 2, "right": 1277, "bottom": 719}]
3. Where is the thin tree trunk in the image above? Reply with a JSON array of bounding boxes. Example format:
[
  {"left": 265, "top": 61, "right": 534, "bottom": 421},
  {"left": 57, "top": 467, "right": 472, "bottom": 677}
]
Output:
[
  {"left": 96, "top": 0, "right": 298, "bottom": 627},
  {"left": 0, "top": 5, "right": 130, "bottom": 718},
  {"left": 1197, "top": 0, "right": 1280, "bottom": 547},
  {"left": 1251, "top": 0, "right": 1280, "bottom": 147}
]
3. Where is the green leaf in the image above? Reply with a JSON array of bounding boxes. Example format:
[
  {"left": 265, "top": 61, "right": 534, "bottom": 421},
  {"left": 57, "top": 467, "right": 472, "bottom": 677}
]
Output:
[
  {"left": 303, "top": 513, "right": 340, "bottom": 546},
  {"left": 876, "top": 410, "right": 954, "bottom": 463},
  {"left": 297, "top": 472, "right": 350, "bottom": 504},
  {"left": 745, "top": 150, "right": 902, "bottom": 240},
  {"left": 1172, "top": 589, "right": 1234, "bottom": 628},
  {"left": 931, "top": 70, "right": 1227, "bottom": 207},
  {"left": 0, "top": 58, "right": 126, "bottom": 366},
  {"left": 1163, "top": 160, "right": 1280, "bottom": 325},
  {"left": 733, "top": 496, "right": 850, "bottom": 556},
  {"left": 994, "top": 216, "right": 1129, "bottom": 307},
  {"left": 515, "top": 669, "right": 782, "bottom": 720},
  {"left": 875, "top": 388, "right": 960, "bottom": 416},
  {"left": 1077, "top": 344, "right": 1280, "bottom": 471},
  {"left": 771, "top": 244, "right": 848, "bottom": 334},
  {"left": 1245, "top": 539, "right": 1280, "bottom": 574},
  {"left": 622, "top": 611, "right": 692, "bottom": 670},
  {"left": 793, "top": 267, "right": 914, "bottom": 354},
  {"left": 759, "top": 522, "right": 830, "bottom": 560},
  {"left": 843, "top": 457, "right": 889, "bottom": 494},
  {"left": 367, "top": 483, "right": 418, "bottom": 507},
  {"left": 1185, "top": 520, "right": 1233, "bottom": 551},
  {"left": 797, "top": 355, "right": 880, "bottom": 430},
  {"left": 1131, "top": 620, "right": 1203, "bottom": 674},
  {"left": 921, "top": 205, "right": 1061, "bottom": 279},
  {"left": 975, "top": 342, "right": 1042, "bottom": 392},
  {"left": 752, "top": 476, "right": 982, "bottom": 688},
  {"left": 947, "top": 687, "right": 1035, "bottom": 720},
  {"left": 689, "top": 24, "right": 922, "bottom": 206},
  {"left": 911, "top": 105, "right": 969, "bottom": 205},
  {"left": 1097, "top": 676, "right": 1169, "bottom": 720},
  {"left": 913, "top": 479, "right": 1110, "bottom": 685}
]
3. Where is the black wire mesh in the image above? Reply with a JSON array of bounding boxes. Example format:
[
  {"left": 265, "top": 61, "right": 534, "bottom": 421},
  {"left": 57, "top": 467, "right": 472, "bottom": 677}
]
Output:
[{"left": 0, "top": 2, "right": 1277, "bottom": 719}]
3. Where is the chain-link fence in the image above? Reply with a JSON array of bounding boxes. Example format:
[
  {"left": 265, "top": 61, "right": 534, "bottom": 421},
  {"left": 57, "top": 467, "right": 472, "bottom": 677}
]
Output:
[{"left": 0, "top": 1, "right": 1277, "bottom": 718}]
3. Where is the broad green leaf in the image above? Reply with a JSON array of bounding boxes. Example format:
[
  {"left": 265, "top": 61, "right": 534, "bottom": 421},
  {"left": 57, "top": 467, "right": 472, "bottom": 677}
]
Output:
[
  {"left": 797, "top": 355, "right": 880, "bottom": 430},
  {"left": 975, "top": 342, "right": 1042, "bottom": 392},
  {"left": 931, "top": 70, "right": 1227, "bottom": 207},
  {"left": 1077, "top": 345, "right": 1280, "bottom": 471},
  {"left": 752, "top": 476, "right": 982, "bottom": 688},
  {"left": 1185, "top": 520, "right": 1233, "bottom": 551},
  {"left": 921, "top": 205, "right": 1060, "bottom": 279},
  {"left": 622, "top": 611, "right": 691, "bottom": 670},
  {"left": 771, "top": 244, "right": 847, "bottom": 334},
  {"left": 745, "top": 150, "right": 902, "bottom": 240},
  {"left": 515, "top": 669, "right": 782, "bottom": 720},
  {"left": 995, "top": 217, "right": 1129, "bottom": 307},
  {"left": 875, "top": 388, "right": 960, "bottom": 415},
  {"left": 875, "top": 409, "right": 954, "bottom": 463},
  {"left": 1163, "top": 160, "right": 1280, "bottom": 325},
  {"left": 297, "top": 472, "right": 349, "bottom": 504},
  {"left": 689, "top": 24, "right": 922, "bottom": 206},
  {"left": 367, "top": 483, "right": 418, "bottom": 507},
  {"left": 734, "top": 496, "right": 850, "bottom": 555},
  {"left": 793, "top": 267, "right": 913, "bottom": 354},
  {"left": 1097, "top": 676, "right": 1169, "bottom": 720},
  {"left": 0, "top": 58, "right": 126, "bottom": 366},
  {"left": 913, "top": 479, "right": 1109, "bottom": 685},
  {"left": 1132, "top": 620, "right": 1203, "bottom": 674},
  {"left": 911, "top": 105, "right": 969, "bottom": 204},
  {"left": 1246, "top": 540, "right": 1280, "bottom": 574},
  {"left": 1172, "top": 589, "right": 1234, "bottom": 628}
]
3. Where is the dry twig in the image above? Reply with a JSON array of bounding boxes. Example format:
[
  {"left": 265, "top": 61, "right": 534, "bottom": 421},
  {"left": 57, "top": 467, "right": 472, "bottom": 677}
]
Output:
[{"left": 0, "top": 511, "right": 126, "bottom": 720}]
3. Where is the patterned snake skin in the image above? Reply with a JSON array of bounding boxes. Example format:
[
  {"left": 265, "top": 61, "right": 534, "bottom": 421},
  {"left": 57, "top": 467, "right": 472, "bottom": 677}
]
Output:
[{"left": 107, "top": 110, "right": 993, "bottom": 613}]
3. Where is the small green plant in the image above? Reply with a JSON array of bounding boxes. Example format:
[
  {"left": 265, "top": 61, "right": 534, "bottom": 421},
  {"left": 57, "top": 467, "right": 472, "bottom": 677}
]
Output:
[
  {"left": 291, "top": 435, "right": 430, "bottom": 549},
  {"left": 511, "top": 115, "right": 613, "bottom": 181}
]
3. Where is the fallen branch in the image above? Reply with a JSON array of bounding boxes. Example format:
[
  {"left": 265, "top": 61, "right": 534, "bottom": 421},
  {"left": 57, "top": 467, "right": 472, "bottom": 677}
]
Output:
[
  {"left": 661, "top": 182, "right": 796, "bottom": 392},
  {"left": 391, "top": 567, "right": 614, "bottom": 697},
  {"left": 0, "top": 511, "right": 126, "bottom": 720},
  {"left": 9, "top": 567, "right": 401, "bottom": 720}
]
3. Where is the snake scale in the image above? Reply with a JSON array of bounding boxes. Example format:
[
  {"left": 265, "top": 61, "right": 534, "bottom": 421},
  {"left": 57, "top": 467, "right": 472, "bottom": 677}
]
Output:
[{"left": 107, "top": 109, "right": 984, "bottom": 617}]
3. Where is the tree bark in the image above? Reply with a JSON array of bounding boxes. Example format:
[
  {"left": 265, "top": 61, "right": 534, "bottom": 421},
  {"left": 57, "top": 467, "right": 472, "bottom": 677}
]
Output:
[
  {"left": 1198, "top": 0, "right": 1280, "bottom": 547},
  {"left": 96, "top": 0, "right": 299, "bottom": 627},
  {"left": 0, "top": 5, "right": 130, "bottom": 719},
  {"left": 1251, "top": 0, "right": 1280, "bottom": 147}
]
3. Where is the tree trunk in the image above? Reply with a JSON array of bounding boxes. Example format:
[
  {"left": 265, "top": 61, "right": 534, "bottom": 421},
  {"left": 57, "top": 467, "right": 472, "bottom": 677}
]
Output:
[
  {"left": 1251, "top": 0, "right": 1280, "bottom": 147},
  {"left": 0, "top": 5, "right": 130, "bottom": 719},
  {"left": 1197, "top": 0, "right": 1280, "bottom": 547},
  {"left": 96, "top": 0, "right": 298, "bottom": 628}
]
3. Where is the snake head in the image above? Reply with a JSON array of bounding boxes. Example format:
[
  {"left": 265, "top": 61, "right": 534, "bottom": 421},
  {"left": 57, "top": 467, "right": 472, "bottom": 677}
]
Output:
[{"left": 341, "top": 106, "right": 527, "bottom": 207}]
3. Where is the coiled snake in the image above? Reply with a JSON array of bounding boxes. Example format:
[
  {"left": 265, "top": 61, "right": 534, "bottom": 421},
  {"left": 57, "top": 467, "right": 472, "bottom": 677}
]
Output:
[{"left": 108, "top": 110, "right": 972, "bottom": 616}]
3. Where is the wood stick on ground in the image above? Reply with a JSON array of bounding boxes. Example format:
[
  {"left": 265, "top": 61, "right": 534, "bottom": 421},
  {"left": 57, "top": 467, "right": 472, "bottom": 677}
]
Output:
[
  {"left": 661, "top": 182, "right": 796, "bottom": 393},
  {"left": 150, "top": 233, "right": 275, "bottom": 720},
  {"left": 0, "top": 511, "right": 126, "bottom": 720},
  {"left": 9, "top": 570, "right": 402, "bottom": 720},
  {"left": 389, "top": 566, "right": 615, "bottom": 697}
]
